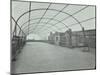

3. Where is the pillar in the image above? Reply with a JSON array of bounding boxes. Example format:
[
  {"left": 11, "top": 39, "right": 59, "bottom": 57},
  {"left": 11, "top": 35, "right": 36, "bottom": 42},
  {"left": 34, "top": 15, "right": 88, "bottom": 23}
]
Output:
[{"left": 68, "top": 29, "right": 72, "bottom": 48}]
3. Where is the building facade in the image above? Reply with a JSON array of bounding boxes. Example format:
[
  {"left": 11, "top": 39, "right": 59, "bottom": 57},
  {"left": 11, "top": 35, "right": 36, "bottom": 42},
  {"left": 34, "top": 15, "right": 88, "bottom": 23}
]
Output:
[{"left": 48, "top": 29, "right": 96, "bottom": 52}]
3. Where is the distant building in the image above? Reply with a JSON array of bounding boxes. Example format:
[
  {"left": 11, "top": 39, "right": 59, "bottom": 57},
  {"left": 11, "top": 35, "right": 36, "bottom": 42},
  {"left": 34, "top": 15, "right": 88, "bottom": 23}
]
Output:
[{"left": 48, "top": 29, "right": 96, "bottom": 51}]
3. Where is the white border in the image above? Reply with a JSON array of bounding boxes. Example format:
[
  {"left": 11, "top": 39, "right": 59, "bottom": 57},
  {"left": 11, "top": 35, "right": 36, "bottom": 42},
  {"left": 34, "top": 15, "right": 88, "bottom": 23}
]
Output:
[{"left": 0, "top": 0, "right": 100, "bottom": 75}]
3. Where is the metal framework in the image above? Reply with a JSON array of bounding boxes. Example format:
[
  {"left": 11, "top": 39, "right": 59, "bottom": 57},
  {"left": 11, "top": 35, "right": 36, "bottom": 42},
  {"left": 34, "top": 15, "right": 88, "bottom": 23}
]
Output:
[
  {"left": 19, "top": 17, "right": 95, "bottom": 36},
  {"left": 15, "top": 6, "right": 89, "bottom": 35},
  {"left": 12, "top": 1, "right": 95, "bottom": 37},
  {"left": 23, "top": 22, "right": 61, "bottom": 33},
  {"left": 16, "top": 8, "right": 82, "bottom": 29},
  {"left": 21, "top": 18, "right": 69, "bottom": 31},
  {"left": 32, "top": 3, "right": 52, "bottom": 31},
  {"left": 21, "top": 18, "right": 69, "bottom": 29},
  {"left": 28, "top": 2, "right": 31, "bottom": 35},
  {"left": 11, "top": 16, "right": 26, "bottom": 36}
]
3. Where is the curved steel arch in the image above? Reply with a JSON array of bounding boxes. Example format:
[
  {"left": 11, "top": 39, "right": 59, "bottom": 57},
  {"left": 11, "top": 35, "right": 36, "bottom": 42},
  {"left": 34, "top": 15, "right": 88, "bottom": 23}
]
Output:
[
  {"left": 22, "top": 22, "right": 61, "bottom": 33},
  {"left": 25, "top": 24, "right": 67, "bottom": 36},
  {"left": 21, "top": 17, "right": 69, "bottom": 29},
  {"left": 11, "top": 16, "right": 26, "bottom": 36},
  {"left": 16, "top": 8, "right": 83, "bottom": 29}
]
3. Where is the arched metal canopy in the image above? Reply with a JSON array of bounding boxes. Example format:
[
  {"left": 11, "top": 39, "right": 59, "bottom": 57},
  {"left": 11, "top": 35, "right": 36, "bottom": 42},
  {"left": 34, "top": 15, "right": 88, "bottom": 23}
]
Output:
[
  {"left": 12, "top": 1, "right": 96, "bottom": 37},
  {"left": 21, "top": 18, "right": 69, "bottom": 29}
]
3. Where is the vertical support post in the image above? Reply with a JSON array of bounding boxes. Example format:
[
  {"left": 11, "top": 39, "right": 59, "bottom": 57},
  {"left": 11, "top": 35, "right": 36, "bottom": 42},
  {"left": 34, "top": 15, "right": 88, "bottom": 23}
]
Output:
[
  {"left": 68, "top": 29, "right": 72, "bottom": 48},
  {"left": 28, "top": 1, "right": 31, "bottom": 35},
  {"left": 82, "top": 27, "right": 86, "bottom": 45},
  {"left": 82, "top": 27, "right": 89, "bottom": 51},
  {"left": 14, "top": 24, "right": 17, "bottom": 37},
  {"left": 75, "top": 33, "right": 78, "bottom": 47}
]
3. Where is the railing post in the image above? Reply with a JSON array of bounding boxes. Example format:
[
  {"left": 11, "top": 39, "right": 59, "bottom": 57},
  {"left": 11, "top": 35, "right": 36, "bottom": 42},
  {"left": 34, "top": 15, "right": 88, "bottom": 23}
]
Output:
[
  {"left": 82, "top": 27, "right": 89, "bottom": 52},
  {"left": 68, "top": 29, "right": 72, "bottom": 48}
]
